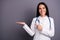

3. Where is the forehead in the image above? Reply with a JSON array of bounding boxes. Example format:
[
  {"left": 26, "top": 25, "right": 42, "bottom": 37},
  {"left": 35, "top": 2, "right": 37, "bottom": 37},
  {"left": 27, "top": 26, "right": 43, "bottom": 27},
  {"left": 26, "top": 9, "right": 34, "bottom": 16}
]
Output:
[{"left": 39, "top": 4, "right": 45, "bottom": 8}]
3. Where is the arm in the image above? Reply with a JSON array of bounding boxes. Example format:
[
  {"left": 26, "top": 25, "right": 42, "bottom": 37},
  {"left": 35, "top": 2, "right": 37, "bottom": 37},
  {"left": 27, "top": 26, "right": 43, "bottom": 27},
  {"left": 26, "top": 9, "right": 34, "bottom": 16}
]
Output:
[
  {"left": 41, "top": 18, "right": 55, "bottom": 37},
  {"left": 23, "top": 18, "right": 36, "bottom": 36},
  {"left": 23, "top": 24, "right": 35, "bottom": 36}
]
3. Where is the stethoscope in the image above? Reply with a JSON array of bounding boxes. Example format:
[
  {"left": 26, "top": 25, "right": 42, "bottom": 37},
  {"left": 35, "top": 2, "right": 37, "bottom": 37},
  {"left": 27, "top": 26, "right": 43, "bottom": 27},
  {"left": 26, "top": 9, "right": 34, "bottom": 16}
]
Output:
[{"left": 35, "top": 17, "right": 51, "bottom": 30}]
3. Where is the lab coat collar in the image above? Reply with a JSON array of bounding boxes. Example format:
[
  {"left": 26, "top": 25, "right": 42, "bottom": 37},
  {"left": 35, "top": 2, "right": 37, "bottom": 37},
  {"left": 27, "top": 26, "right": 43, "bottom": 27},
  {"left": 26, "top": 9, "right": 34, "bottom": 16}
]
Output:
[{"left": 38, "top": 15, "right": 48, "bottom": 20}]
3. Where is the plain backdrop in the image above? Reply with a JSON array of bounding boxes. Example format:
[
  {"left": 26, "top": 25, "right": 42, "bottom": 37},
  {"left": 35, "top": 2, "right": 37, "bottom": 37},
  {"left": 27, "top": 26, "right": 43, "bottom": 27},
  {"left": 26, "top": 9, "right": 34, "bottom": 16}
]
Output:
[{"left": 0, "top": 0, "right": 60, "bottom": 40}]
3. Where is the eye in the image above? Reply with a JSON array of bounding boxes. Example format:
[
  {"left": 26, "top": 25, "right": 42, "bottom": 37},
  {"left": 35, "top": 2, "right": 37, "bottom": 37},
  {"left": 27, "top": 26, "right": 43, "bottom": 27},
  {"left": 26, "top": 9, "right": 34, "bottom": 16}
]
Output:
[
  {"left": 39, "top": 8, "right": 41, "bottom": 9},
  {"left": 43, "top": 7, "right": 46, "bottom": 9}
]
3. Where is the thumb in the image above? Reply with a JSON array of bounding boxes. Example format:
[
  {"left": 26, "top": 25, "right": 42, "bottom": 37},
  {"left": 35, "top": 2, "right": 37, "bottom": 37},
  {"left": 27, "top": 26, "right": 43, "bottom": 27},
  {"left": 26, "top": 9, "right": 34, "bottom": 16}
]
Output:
[{"left": 35, "top": 24, "right": 38, "bottom": 27}]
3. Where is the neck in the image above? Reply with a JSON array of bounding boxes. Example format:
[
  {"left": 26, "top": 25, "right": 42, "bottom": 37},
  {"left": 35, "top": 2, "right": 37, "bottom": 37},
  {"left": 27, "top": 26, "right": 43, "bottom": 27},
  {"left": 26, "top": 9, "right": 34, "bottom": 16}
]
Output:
[{"left": 40, "top": 15, "right": 46, "bottom": 17}]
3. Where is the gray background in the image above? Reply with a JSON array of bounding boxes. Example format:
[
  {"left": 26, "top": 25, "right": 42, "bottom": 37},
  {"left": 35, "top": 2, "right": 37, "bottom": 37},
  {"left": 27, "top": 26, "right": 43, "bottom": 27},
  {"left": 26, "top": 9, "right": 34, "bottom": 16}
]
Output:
[{"left": 0, "top": 0, "right": 60, "bottom": 40}]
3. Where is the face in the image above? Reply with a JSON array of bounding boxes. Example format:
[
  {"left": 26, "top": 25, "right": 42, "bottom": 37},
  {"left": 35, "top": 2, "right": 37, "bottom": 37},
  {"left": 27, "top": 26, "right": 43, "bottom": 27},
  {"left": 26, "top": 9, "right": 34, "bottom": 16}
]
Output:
[{"left": 39, "top": 4, "right": 46, "bottom": 16}]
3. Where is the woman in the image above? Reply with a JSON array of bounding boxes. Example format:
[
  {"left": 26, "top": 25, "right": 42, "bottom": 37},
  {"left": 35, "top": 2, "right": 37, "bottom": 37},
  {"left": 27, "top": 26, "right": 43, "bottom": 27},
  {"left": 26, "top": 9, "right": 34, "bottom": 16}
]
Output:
[{"left": 16, "top": 2, "right": 55, "bottom": 40}]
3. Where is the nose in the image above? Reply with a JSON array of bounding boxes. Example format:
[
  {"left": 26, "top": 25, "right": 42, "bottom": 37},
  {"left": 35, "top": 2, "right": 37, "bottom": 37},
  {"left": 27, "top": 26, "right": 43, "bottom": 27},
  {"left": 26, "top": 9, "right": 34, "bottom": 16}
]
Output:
[{"left": 41, "top": 8, "right": 43, "bottom": 12}]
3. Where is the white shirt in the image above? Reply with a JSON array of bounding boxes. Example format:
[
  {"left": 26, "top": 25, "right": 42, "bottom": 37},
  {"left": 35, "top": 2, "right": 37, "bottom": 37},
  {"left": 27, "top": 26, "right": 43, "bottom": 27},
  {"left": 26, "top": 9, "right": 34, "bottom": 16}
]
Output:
[{"left": 23, "top": 16, "right": 55, "bottom": 40}]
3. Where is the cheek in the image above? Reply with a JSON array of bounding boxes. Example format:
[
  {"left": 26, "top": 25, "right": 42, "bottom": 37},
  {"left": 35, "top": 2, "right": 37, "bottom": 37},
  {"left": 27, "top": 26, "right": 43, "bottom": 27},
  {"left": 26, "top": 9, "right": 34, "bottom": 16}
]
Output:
[
  {"left": 39, "top": 9, "right": 41, "bottom": 13},
  {"left": 42, "top": 9, "right": 46, "bottom": 14},
  {"left": 45, "top": 9, "right": 46, "bottom": 12}
]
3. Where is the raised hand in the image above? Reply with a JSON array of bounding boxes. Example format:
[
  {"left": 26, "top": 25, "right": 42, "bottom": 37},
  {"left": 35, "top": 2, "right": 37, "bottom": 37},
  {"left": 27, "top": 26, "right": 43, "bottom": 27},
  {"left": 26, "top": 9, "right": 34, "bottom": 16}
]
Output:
[{"left": 16, "top": 22, "right": 26, "bottom": 25}]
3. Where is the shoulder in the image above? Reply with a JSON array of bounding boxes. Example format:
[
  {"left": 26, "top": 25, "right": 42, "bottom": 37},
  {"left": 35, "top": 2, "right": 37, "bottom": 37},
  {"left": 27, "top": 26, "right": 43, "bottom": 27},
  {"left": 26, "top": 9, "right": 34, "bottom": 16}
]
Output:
[
  {"left": 32, "top": 17, "right": 38, "bottom": 22},
  {"left": 32, "top": 17, "right": 37, "bottom": 20},
  {"left": 49, "top": 17, "right": 54, "bottom": 22}
]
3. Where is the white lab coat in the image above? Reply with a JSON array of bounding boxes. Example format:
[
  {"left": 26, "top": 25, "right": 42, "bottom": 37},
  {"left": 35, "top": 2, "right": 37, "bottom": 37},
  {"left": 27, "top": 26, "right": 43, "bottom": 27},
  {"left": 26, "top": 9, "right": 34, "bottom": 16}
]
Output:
[{"left": 23, "top": 16, "right": 55, "bottom": 40}]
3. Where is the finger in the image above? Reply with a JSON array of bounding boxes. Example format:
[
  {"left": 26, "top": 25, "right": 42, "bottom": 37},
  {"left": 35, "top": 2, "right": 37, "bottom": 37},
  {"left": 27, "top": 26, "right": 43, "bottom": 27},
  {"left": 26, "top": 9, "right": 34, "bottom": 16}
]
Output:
[
  {"left": 16, "top": 22, "right": 23, "bottom": 24},
  {"left": 16, "top": 22, "right": 25, "bottom": 25},
  {"left": 35, "top": 24, "right": 38, "bottom": 27}
]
